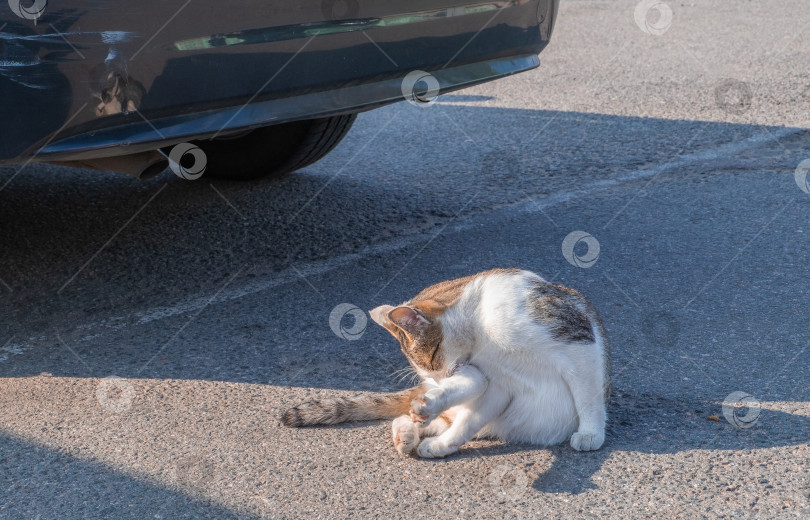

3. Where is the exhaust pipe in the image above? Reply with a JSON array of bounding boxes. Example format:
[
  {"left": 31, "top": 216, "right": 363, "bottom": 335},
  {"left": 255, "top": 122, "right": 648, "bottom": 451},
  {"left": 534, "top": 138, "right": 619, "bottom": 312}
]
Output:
[{"left": 49, "top": 150, "right": 169, "bottom": 180}]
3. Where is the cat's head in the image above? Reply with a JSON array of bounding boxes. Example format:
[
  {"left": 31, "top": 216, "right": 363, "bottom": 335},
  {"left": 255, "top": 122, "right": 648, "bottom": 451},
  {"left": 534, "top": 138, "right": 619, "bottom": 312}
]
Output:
[{"left": 369, "top": 300, "right": 447, "bottom": 375}]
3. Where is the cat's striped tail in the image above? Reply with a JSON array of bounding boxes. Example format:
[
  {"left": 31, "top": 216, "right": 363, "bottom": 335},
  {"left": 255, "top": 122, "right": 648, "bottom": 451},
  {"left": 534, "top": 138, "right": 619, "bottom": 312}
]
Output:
[{"left": 281, "top": 386, "right": 424, "bottom": 427}]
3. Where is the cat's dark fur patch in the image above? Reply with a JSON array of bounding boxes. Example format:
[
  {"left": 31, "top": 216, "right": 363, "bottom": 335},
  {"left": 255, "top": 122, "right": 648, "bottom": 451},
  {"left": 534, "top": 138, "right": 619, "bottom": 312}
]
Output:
[{"left": 527, "top": 281, "right": 595, "bottom": 343}]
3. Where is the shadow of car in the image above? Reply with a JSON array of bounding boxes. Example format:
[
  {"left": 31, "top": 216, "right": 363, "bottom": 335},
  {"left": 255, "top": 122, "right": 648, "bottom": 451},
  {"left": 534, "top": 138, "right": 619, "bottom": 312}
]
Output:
[{"left": 0, "top": 0, "right": 559, "bottom": 180}]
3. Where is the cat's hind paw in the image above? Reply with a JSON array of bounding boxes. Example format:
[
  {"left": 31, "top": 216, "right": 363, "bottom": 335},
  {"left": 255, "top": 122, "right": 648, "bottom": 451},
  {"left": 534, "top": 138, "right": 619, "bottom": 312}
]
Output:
[
  {"left": 392, "top": 416, "right": 419, "bottom": 457},
  {"left": 416, "top": 437, "right": 458, "bottom": 459},
  {"left": 570, "top": 430, "right": 605, "bottom": 451}
]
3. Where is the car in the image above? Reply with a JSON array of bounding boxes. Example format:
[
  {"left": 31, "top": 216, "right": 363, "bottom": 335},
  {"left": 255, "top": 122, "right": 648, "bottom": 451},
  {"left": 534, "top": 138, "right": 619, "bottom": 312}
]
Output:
[{"left": 0, "top": 0, "right": 559, "bottom": 180}]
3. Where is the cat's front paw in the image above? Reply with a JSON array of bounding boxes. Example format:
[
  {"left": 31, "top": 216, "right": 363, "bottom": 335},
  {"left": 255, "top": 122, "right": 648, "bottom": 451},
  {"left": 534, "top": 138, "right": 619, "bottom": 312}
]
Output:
[
  {"left": 410, "top": 391, "right": 442, "bottom": 424},
  {"left": 392, "top": 416, "right": 419, "bottom": 457},
  {"left": 570, "top": 430, "right": 605, "bottom": 451},
  {"left": 416, "top": 437, "right": 458, "bottom": 459}
]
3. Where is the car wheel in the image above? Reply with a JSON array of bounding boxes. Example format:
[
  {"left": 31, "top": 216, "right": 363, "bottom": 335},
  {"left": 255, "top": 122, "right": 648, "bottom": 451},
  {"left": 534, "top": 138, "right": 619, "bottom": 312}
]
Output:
[{"left": 174, "top": 114, "right": 357, "bottom": 181}]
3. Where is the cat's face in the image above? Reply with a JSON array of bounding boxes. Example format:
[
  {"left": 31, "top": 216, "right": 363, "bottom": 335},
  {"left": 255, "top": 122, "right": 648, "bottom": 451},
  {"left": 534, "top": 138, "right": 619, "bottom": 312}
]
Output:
[{"left": 370, "top": 301, "right": 447, "bottom": 374}]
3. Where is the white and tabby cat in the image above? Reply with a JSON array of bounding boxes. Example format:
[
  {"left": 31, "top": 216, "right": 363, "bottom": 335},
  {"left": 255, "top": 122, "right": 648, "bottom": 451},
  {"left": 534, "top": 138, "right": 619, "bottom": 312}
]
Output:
[{"left": 282, "top": 268, "right": 610, "bottom": 458}]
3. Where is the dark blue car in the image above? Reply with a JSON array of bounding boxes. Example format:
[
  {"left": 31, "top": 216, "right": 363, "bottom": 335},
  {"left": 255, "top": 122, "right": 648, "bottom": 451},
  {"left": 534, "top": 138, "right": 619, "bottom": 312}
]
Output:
[{"left": 1, "top": 0, "right": 559, "bottom": 180}]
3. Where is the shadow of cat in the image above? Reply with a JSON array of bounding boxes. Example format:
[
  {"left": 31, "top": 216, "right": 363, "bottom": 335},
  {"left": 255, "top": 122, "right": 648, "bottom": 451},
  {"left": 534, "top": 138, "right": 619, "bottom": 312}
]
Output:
[{"left": 440, "top": 391, "right": 808, "bottom": 495}]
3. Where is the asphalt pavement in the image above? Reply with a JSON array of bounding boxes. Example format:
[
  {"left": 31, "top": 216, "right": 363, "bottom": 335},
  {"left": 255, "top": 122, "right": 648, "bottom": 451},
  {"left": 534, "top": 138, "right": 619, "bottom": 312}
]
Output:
[{"left": 1, "top": 1, "right": 809, "bottom": 518}]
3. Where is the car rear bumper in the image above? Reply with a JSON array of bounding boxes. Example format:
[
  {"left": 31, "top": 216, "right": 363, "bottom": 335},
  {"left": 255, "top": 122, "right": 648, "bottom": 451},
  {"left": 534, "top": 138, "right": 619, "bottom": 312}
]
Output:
[{"left": 0, "top": 0, "right": 559, "bottom": 164}]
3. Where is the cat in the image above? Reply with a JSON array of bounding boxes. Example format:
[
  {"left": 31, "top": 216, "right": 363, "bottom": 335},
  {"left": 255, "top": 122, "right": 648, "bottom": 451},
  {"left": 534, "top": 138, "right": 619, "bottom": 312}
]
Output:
[{"left": 281, "top": 268, "right": 610, "bottom": 458}]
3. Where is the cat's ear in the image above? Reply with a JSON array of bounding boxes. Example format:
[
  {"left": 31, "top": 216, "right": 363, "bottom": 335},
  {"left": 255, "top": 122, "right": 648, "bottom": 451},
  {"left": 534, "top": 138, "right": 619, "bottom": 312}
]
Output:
[
  {"left": 369, "top": 305, "right": 395, "bottom": 327},
  {"left": 388, "top": 306, "right": 431, "bottom": 335}
]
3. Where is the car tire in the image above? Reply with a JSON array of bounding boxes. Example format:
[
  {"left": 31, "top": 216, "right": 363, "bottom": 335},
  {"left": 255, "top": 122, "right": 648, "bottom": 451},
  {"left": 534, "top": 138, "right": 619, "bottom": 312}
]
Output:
[{"left": 177, "top": 114, "right": 357, "bottom": 181}]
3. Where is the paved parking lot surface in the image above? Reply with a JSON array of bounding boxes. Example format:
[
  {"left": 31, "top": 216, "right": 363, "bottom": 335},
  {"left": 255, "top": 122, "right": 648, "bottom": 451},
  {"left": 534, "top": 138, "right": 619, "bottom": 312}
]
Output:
[{"left": 1, "top": 1, "right": 809, "bottom": 518}]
